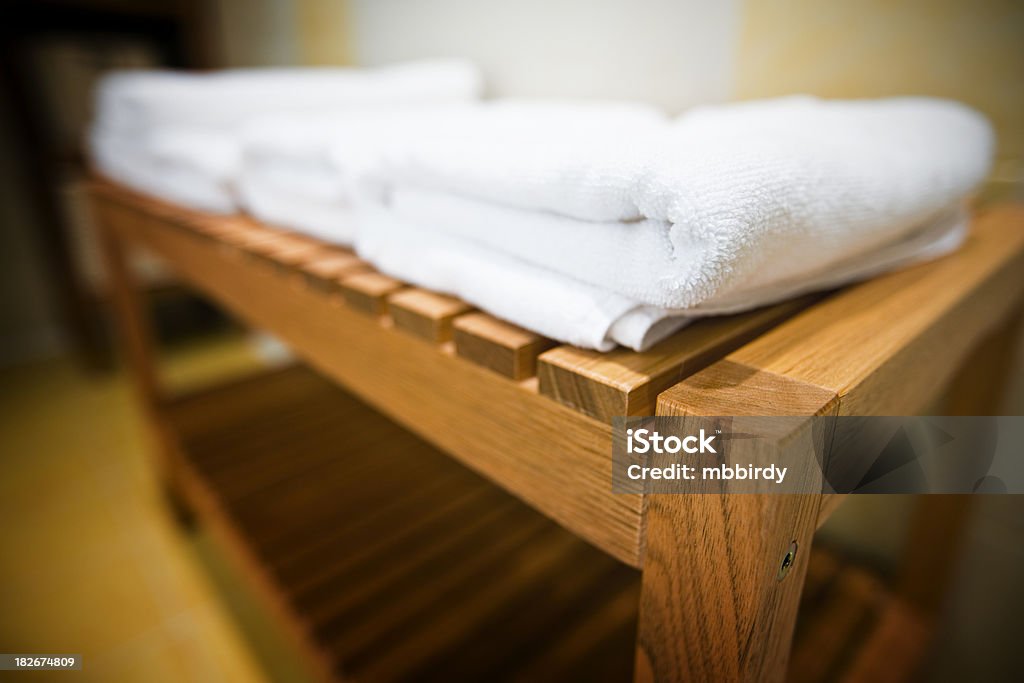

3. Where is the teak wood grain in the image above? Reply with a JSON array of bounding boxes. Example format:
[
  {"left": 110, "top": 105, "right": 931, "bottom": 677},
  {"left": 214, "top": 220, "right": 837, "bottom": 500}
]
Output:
[
  {"left": 636, "top": 373, "right": 836, "bottom": 683},
  {"left": 635, "top": 205, "right": 1024, "bottom": 682},
  {"left": 337, "top": 272, "right": 405, "bottom": 317},
  {"left": 300, "top": 253, "right": 370, "bottom": 292},
  {"left": 717, "top": 206, "right": 1024, "bottom": 417},
  {"left": 537, "top": 300, "right": 811, "bottom": 422},
  {"left": 453, "top": 313, "right": 555, "bottom": 380},
  {"left": 257, "top": 240, "right": 331, "bottom": 271},
  {"left": 387, "top": 289, "right": 473, "bottom": 343},
  {"left": 89, "top": 182, "right": 646, "bottom": 566}
]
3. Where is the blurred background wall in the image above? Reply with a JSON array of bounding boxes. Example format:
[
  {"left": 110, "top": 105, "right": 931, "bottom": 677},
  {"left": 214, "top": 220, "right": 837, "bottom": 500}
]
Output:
[{"left": 348, "top": 0, "right": 740, "bottom": 110}]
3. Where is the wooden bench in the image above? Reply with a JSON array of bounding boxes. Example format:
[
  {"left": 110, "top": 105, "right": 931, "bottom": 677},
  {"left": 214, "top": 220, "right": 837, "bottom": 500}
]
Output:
[{"left": 91, "top": 179, "right": 1024, "bottom": 682}]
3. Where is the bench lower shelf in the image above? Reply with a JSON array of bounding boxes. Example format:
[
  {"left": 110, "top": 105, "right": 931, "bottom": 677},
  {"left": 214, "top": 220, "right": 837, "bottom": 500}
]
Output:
[
  {"left": 162, "top": 366, "right": 640, "bottom": 682},
  {"left": 160, "top": 365, "right": 931, "bottom": 683}
]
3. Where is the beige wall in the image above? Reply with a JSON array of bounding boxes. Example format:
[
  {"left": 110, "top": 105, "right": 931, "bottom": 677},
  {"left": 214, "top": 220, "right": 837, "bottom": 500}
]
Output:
[
  {"left": 736, "top": 0, "right": 1024, "bottom": 162},
  {"left": 338, "top": 0, "right": 1023, "bottom": 163},
  {"left": 222, "top": 0, "right": 1024, "bottom": 166},
  {"left": 347, "top": 0, "right": 741, "bottom": 110},
  {"left": 295, "top": 0, "right": 352, "bottom": 66}
]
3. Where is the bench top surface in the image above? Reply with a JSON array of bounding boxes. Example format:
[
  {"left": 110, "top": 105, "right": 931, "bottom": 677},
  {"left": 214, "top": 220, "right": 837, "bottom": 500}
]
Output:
[{"left": 90, "top": 179, "right": 1024, "bottom": 567}]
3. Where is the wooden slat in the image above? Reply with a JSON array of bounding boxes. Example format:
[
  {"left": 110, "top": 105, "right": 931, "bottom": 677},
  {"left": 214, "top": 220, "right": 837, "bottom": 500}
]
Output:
[
  {"left": 179, "top": 215, "right": 248, "bottom": 241},
  {"left": 218, "top": 223, "right": 289, "bottom": 253},
  {"left": 300, "top": 253, "right": 371, "bottom": 292},
  {"left": 538, "top": 300, "right": 810, "bottom": 421},
  {"left": 91, "top": 181, "right": 644, "bottom": 566},
  {"left": 244, "top": 233, "right": 316, "bottom": 259},
  {"left": 388, "top": 289, "right": 473, "bottom": 343},
  {"left": 257, "top": 240, "right": 332, "bottom": 272},
  {"left": 453, "top": 313, "right": 555, "bottom": 380},
  {"left": 338, "top": 272, "right": 405, "bottom": 316}
]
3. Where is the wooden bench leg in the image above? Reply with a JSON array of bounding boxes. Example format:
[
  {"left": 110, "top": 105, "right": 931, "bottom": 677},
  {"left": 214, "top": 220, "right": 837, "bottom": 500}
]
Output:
[
  {"left": 635, "top": 493, "right": 820, "bottom": 683},
  {"left": 94, "top": 199, "right": 163, "bottom": 415},
  {"left": 637, "top": 368, "right": 837, "bottom": 682},
  {"left": 93, "top": 197, "right": 177, "bottom": 486}
]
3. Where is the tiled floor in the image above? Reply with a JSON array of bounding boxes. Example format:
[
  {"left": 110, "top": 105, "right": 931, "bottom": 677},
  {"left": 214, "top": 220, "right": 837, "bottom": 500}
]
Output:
[{"left": 0, "top": 332, "right": 303, "bottom": 682}]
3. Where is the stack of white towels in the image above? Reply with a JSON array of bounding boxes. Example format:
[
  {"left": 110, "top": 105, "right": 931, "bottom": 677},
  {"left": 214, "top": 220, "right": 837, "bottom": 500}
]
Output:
[
  {"left": 91, "top": 66, "right": 994, "bottom": 351},
  {"left": 89, "top": 60, "right": 483, "bottom": 213}
]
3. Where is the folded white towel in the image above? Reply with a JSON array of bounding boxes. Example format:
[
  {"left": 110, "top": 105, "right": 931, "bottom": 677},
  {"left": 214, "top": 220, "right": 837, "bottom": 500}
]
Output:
[
  {"left": 362, "top": 96, "right": 992, "bottom": 310},
  {"left": 237, "top": 105, "right": 470, "bottom": 239},
  {"left": 357, "top": 201, "right": 968, "bottom": 350},
  {"left": 339, "top": 99, "right": 669, "bottom": 221},
  {"left": 355, "top": 204, "right": 690, "bottom": 350},
  {"left": 90, "top": 60, "right": 484, "bottom": 212},
  {"left": 239, "top": 100, "right": 667, "bottom": 241},
  {"left": 236, "top": 114, "right": 366, "bottom": 239},
  {"left": 349, "top": 96, "right": 991, "bottom": 349},
  {"left": 94, "top": 60, "right": 483, "bottom": 134},
  {"left": 89, "top": 128, "right": 239, "bottom": 213}
]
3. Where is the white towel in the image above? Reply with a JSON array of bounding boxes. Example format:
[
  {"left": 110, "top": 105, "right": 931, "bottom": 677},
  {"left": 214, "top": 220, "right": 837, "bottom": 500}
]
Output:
[
  {"left": 339, "top": 100, "right": 669, "bottom": 221},
  {"left": 236, "top": 114, "right": 366, "bottom": 240},
  {"left": 89, "top": 128, "right": 239, "bottom": 213},
  {"left": 94, "top": 60, "right": 483, "bottom": 133},
  {"left": 361, "top": 96, "right": 992, "bottom": 309},
  {"left": 355, "top": 204, "right": 690, "bottom": 350},
  {"left": 89, "top": 60, "right": 483, "bottom": 212},
  {"left": 237, "top": 105, "right": 471, "bottom": 240},
  {"left": 240, "top": 100, "right": 667, "bottom": 242},
  {"left": 356, "top": 201, "right": 968, "bottom": 350},
  {"left": 349, "top": 96, "right": 991, "bottom": 349}
]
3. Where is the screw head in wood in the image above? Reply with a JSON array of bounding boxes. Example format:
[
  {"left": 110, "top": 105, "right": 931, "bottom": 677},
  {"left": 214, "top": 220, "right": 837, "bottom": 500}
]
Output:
[{"left": 777, "top": 541, "right": 798, "bottom": 581}]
